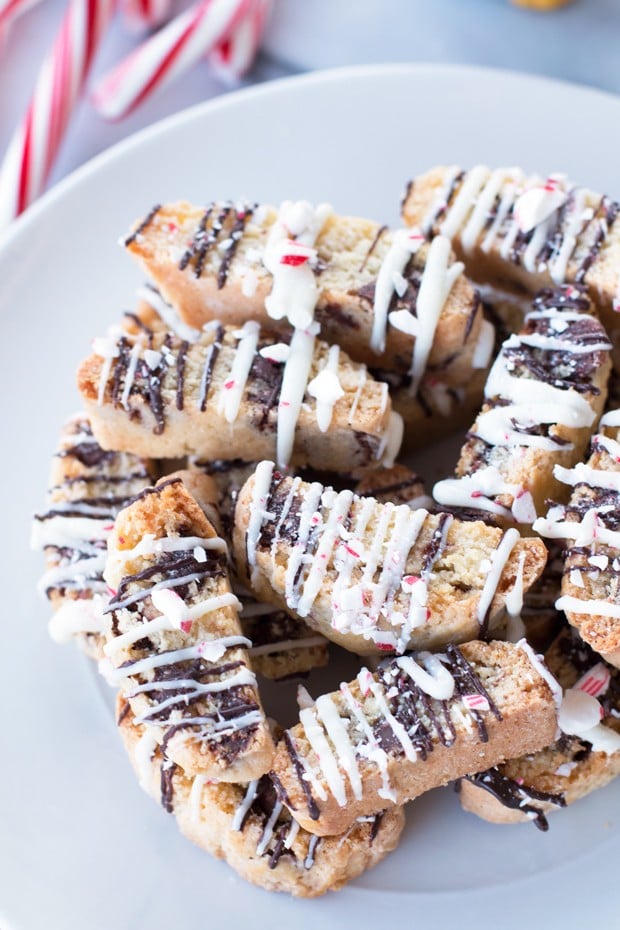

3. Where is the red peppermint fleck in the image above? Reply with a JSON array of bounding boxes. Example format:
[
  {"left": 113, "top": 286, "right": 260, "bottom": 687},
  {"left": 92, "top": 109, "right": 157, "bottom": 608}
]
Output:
[
  {"left": 280, "top": 253, "right": 309, "bottom": 266},
  {"left": 344, "top": 544, "right": 360, "bottom": 558},
  {"left": 377, "top": 642, "right": 394, "bottom": 652},
  {"left": 118, "top": 536, "right": 126, "bottom": 545},
  {"left": 166, "top": 222, "right": 178, "bottom": 233},
  {"left": 180, "top": 619, "right": 193, "bottom": 634},
  {"left": 279, "top": 400, "right": 290, "bottom": 407},
  {"left": 106, "top": 585, "right": 117, "bottom": 597},
  {"left": 426, "top": 609, "right": 431, "bottom": 620},
  {"left": 224, "top": 379, "right": 235, "bottom": 390},
  {"left": 471, "top": 491, "right": 482, "bottom": 499}
]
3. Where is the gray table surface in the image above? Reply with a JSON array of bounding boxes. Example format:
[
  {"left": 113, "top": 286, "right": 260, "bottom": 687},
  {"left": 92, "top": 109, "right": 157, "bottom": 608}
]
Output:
[{"left": 0, "top": 0, "right": 618, "bottom": 204}]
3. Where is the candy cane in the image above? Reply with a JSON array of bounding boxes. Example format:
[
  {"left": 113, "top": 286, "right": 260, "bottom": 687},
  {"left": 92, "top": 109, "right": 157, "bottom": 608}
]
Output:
[
  {"left": 0, "top": 0, "right": 116, "bottom": 230},
  {"left": 121, "top": 0, "right": 171, "bottom": 32},
  {"left": 0, "top": 0, "right": 43, "bottom": 32},
  {"left": 208, "top": 0, "right": 271, "bottom": 83},
  {"left": 92, "top": 0, "right": 256, "bottom": 121}
]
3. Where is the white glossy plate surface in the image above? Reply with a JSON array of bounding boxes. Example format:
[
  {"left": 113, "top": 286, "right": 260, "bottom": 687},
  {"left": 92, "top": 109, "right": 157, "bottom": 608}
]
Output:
[{"left": 1, "top": 64, "right": 619, "bottom": 930}]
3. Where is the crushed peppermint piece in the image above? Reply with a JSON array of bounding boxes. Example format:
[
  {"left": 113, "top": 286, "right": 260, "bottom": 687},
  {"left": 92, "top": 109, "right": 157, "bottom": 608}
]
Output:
[
  {"left": 259, "top": 343, "right": 290, "bottom": 364},
  {"left": 514, "top": 178, "right": 567, "bottom": 233},
  {"left": 193, "top": 546, "right": 207, "bottom": 563},
  {"left": 143, "top": 349, "right": 162, "bottom": 370}
]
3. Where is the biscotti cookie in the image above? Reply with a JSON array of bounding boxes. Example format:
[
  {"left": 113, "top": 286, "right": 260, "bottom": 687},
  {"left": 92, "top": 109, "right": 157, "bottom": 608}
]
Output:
[
  {"left": 31, "top": 413, "right": 155, "bottom": 658},
  {"left": 269, "top": 639, "right": 558, "bottom": 835},
  {"left": 169, "top": 463, "right": 330, "bottom": 680},
  {"left": 124, "top": 200, "right": 484, "bottom": 390},
  {"left": 118, "top": 700, "right": 405, "bottom": 897},
  {"left": 77, "top": 317, "right": 400, "bottom": 471},
  {"left": 401, "top": 166, "right": 620, "bottom": 354},
  {"left": 433, "top": 285, "right": 611, "bottom": 527},
  {"left": 534, "top": 410, "right": 620, "bottom": 668},
  {"left": 103, "top": 476, "right": 274, "bottom": 780},
  {"left": 459, "top": 628, "right": 620, "bottom": 829},
  {"left": 233, "top": 463, "right": 547, "bottom": 655}
]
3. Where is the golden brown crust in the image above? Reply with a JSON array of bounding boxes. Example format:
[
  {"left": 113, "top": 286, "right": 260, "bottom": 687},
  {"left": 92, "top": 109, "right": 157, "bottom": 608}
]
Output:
[
  {"left": 270, "top": 640, "right": 558, "bottom": 835},
  {"left": 233, "top": 469, "right": 548, "bottom": 655},
  {"left": 402, "top": 166, "right": 620, "bottom": 367},
  {"left": 77, "top": 322, "right": 393, "bottom": 472},
  {"left": 117, "top": 699, "right": 405, "bottom": 897},
  {"left": 104, "top": 478, "right": 274, "bottom": 781},
  {"left": 459, "top": 628, "right": 620, "bottom": 826},
  {"left": 125, "top": 202, "right": 483, "bottom": 382}
]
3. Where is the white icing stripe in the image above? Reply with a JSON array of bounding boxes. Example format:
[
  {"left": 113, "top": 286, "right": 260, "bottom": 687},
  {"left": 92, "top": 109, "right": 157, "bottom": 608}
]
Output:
[
  {"left": 121, "top": 339, "right": 143, "bottom": 411},
  {"left": 299, "top": 706, "right": 347, "bottom": 806},
  {"left": 556, "top": 595, "right": 620, "bottom": 621},
  {"left": 517, "top": 638, "right": 563, "bottom": 709},
  {"left": 111, "top": 533, "right": 226, "bottom": 563},
  {"left": 511, "top": 332, "right": 610, "bottom": 354},
  {"left": 461, "top": 168, "right": 510, "bottom": 253},
  {"left": 534, "top": 511, "right": 620, "bottom": 549},
  {"left": 340, "top": 681, "right": 395, "bottom": 803},
  {"left": 549, "top": 189, "right": 590, "bottom": 284},
  {"left": 277, "top": 326, "right": 316, "bottom": 468},
  {"left": 231, "top": 779, "right": 259, "bottom": 831},
  {"left": 263, "top": 200, "right": 332, "bottom": 330},
  {"left": 485, "top": 360, "right": 595, "bottom": 422},
  {"left": 594, "top": 433, "right": 620, "bottom": 459},
  {"left": 396, "top": 652, "right": 455, "bottom": 701},
  {"left": 31, "top": 515, "right": 111, "bottom": 549},
  {"left": 296, "top": 489, "right": 354, "bottom": 617},
  {"left": 246, "top": 460, "right": 275, "bottom": 570},
  {"left": 348, "top": 368, "right": 367, "bottom": 425},
  {"left": 420, "top": 165, "right": 461, "bottom": 235},
  {"left": 107, "top": 571, "right": 208, "bottom": 612},
  {"left": 475, "top": 403, "right": 581, "bottom": 451},
  {"left": 600, "top": 409, "right": 620, "bottom": 428},
  {"left": 367, "top": 678, "right": 417, "bottom": 761},
  {"left": 315, "top": 694, "right": 363, "bottom": 800},
  {"left": 308, "top": 344, "right": 343, "bottom": 433},
  {"left": 371, "top": 228, "right": 424, "bottom": 353},
  {"left": 481, "top": 179, "right": 520, "bottom": 254},
  {"left": 554, "top": 461, "right": 620, "bottom": 492},
  {"left": 408, "top": 235, "right": 464, "bottom": 396},
  {"left": 189, "top": 774, "right": 208, "bottom": 822},
  {"left": 103, "top": 615, "right": 172, "bottom": 655},
  {"left": 440, "top": 165, "right": 490, "bottom": 240},
  {"left": 284, "top": 818, "right": 300, "bottom": 849},
  {"left": 284, "top": 481, "right": 323, "bottom": 605},
  {"left": 132, "top": 668, "right": 256, "bottom": 722},
  {"left": 220, "top": 321, "right": 260, "bottom": 424},
  {"left": 476, "top": 528, "right": 520, "bottom": 626},
  {"left": 38, "top": 553, "right": 108, "bottom": 595},
  {"left": 107, "top": 636, "right": 252, "bottom": 682},
  {"left": 255, "top": 800, "right": 284, "bottom": 856}
]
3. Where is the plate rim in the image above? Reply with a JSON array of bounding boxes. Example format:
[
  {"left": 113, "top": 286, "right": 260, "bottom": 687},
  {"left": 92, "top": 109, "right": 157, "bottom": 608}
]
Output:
[{"left": 2, "top": 60, "right": 620, "bottom": 257}]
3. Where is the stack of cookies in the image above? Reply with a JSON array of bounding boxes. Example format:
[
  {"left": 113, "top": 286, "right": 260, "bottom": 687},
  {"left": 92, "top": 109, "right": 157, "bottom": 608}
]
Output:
[{"left": 33, "top": 171, "right": 620, "bottom": 895}]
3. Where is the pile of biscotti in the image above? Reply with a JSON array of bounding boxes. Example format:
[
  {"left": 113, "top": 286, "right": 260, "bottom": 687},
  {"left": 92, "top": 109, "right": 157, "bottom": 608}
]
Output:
[{"left": 33, "top": 166, "right": 620, "bottom": 897}]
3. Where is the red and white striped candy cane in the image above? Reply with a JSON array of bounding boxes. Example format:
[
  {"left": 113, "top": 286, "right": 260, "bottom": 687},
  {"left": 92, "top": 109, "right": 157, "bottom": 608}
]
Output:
[
  {"left": 91, "top": 0, "right": 260, "bottom": 121},
  {"left": 0, "top": 0, "right": 115, "bottom": 230},
  {"left": 121, "top": 0, "right": 171, "bottom": 32},
  {"left": 208, "top": 0, "right": 271, "bottom": 83},
  {"left": 0, "top": 0, "right": 42, "bottom": 32}
]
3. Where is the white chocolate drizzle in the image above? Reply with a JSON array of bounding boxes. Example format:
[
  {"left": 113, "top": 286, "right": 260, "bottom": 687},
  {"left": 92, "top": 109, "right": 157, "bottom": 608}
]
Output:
[
  {"left": 219, "top": 321, "right": 260, "bottom": 423},
  {"left": 276, "top": 325, "right": 317, "bottom": 467},
  {"left": 263, "top": 200, "right": 332, "bottom": 330}
]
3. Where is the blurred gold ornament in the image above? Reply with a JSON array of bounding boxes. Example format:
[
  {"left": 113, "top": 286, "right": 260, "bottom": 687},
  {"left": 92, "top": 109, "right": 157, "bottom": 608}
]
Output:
[{"left": 512, "top": 0, "right": 573, "bottom": 8}]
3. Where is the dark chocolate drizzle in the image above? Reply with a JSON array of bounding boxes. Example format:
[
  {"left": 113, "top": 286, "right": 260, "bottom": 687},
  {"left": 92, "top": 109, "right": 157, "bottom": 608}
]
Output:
[
  {"left": 282, "top": 731, "right": 320, "bottom": 820},
  {"left": 359, "top": 224, "right": 387, "bottom": 273},
  {"left": 125, "top": 204, "right": 161, "bottom": 247},
  {"left": 217, "top": 205, "right": 254, "bottom": 288},
  {"left": 462, "top": 767, "right": 566, "bottom": 831}
]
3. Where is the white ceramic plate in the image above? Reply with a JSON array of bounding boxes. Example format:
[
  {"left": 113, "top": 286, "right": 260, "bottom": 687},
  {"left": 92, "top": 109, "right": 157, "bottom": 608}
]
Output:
[{"left": 2, "top": 64, "right": 619, "bottom": 930}]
